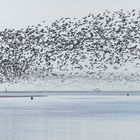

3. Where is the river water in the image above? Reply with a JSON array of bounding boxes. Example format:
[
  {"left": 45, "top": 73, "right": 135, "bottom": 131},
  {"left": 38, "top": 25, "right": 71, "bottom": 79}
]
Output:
[{"left": 0, "top": 94, "right": 140, "bottom": 140}]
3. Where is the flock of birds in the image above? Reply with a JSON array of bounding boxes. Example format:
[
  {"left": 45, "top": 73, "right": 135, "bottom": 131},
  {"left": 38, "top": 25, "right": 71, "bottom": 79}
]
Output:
[{"left": 0, "top": 10, "right": 140, "bottom": 83}]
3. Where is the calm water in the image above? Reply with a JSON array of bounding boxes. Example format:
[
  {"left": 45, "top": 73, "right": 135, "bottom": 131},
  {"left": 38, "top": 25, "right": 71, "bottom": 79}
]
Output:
[{"left": 0, "top": 95, "right": 140, "bottom": 140}]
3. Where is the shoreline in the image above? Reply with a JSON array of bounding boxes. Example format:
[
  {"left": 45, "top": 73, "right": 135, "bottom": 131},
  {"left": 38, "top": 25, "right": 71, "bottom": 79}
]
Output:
[{"left": 0, "top": 91, "right": 140, "bottom": 98}]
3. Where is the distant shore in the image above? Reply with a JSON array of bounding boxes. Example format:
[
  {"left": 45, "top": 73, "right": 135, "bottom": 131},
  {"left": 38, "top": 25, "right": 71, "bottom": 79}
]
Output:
[{"left": 0, "top": 91, "right": 140, "bottom": 98}]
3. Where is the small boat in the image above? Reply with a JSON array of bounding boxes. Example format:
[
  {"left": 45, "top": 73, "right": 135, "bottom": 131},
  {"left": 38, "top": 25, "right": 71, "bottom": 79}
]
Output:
[{"left": 94, "top": 88, "right": 101, "bottom": 92}]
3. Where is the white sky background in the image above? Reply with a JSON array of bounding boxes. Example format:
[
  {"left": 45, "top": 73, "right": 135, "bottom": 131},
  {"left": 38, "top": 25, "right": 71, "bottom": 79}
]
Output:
[{"left": 0, "top": 0, "right": 139, "bottom": 30}]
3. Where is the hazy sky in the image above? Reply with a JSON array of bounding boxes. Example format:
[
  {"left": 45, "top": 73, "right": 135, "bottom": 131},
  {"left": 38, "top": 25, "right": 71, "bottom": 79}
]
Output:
[{"left": 0, "top": 0, "right": 139, "bottom": 30}]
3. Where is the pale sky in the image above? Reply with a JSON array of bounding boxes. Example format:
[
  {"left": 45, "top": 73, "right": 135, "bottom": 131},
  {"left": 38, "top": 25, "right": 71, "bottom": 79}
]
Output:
[{"left": 0, "top": 0, "right": 139, "bottom": 30}]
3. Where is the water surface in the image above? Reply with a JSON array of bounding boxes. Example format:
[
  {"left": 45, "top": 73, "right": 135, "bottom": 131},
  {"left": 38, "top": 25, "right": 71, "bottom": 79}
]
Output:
[{"left": 0, "top": 94, "right": 140, "bottom": 140}]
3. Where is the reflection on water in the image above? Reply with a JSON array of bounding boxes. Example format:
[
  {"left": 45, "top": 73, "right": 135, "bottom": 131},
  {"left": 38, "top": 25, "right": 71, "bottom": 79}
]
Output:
[{"left": 0, "top": 95, "right": 140, "bottom": 140}]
